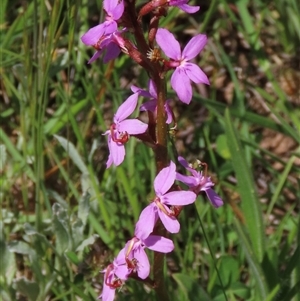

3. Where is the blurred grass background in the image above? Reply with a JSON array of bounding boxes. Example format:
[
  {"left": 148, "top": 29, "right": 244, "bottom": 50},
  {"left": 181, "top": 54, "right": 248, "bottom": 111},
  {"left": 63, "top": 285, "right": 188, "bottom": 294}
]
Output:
[{"left": 0, "top": 0, "right": 299, "bottom": 300}]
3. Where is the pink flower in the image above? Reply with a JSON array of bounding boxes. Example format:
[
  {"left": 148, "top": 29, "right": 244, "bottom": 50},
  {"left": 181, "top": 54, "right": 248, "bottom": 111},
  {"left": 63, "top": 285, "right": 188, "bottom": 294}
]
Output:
[
  {"left": 104, "top": 93, "right": 148, "bottom": 168},
  {"left": 156, "top": 28, "right": 209, "bottom": 104},
  {"left": 81, "top": 0, "right": 125, "bottom": 63},
  {"left": 132, "top": 80, "right": 173, "bottom": 124},
  {"left": 121, "top": 234, "right": 174, "bottom": 279},
  {"left": 168, "top": 0, "right": 200, "bottom": 14},
  {"left": 99, "top": 252, "right": 129, "bottom": 301},
  {"left": 135, "top": 161, "right": 197, "bottom": 239},
  {"left": 176, "top": 156, "right": 223, "bottom": 208}
]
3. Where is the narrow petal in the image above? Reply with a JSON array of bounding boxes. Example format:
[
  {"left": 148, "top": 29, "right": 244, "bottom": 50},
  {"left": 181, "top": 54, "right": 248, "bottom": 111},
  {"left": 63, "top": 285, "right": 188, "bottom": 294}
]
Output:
[
  {"left": 115, "top": 248, "right": 126, "bottom": 265},
  {"left": 144, "top": 235, "right": 174, "bottom": 253},
  {"left": 148, "top": 80, "right": 157, "bottom": 98},
  {"left": 171, "top": 68, "right": 192, "bottom": 104},
  {"left": 131, "top": 85, "right": 152, "bottom": 98},
  {"left": 106, "top": 152, "right": 113, "bottom": 169},
  {"left": 103, "top": 0, "right": 118, "bottom": 13},
  {"left": 114, "top": 264, "right": 129, "bottom": 280},
  {"left": 154, "top": 161, "right": 176, "bottom": 195},
  {"left": 205, "top": 189, "right": 223, "bottom": 208},
  {"left": 182, "top": 34, "right": 207, "bottom": 60},
  {"left": 88, "top": 50, "right": 103, "bottom": 64},
  {"left": 81, "top": 24, "right": 106, "bottom": 46},
  {"left": 177, "top": 4, "right": 200, "bottom": 14},
  {"left": 140, "top": 99, "right": 157, "bottom": 112},
  {"left": 103, "top": 43, "right": 121, "bottom": 63},
  {"left": 108, "top": 137, "right": 126, "bottom": 166},
  {"left": 104, "top": 0, "right": 124, "bottom": 20},
  {"left": 135, "top": 248, "right": 150, "bottom": 279},
  {"left": 100, "top": 281, "right": 116, "bottom": 301},
  {"left": 135, "top": 204, "right": 157, "bottom": 240},
  {"left": 165, "top": 102, "right": 173, "bottom": 124},
  {"left": 158, "top": 209, "right": 180, "bottom": 233},
  {"left": 175, "top": 172, "right": 198, "bottom": 187},
  {"left": 178, "top": 156, "right": 198, "bottom": 174},
  {"left": 114, "top": 93, "right": 138, "bottom": 122},
  {"left": 118, "top": 119, "right": 148, "bottom": 135},
  {"left": 156, "top": 28, "right": 181, "bottom": 60},
  {"left": 178, "top": 156, "right": 189, "bottom": 168},
  {"left": 162, "top": 191, "right": 196, "bottom": 206},
  {"left": 185, "top": 63, "right": 210, "bottom": 85}
]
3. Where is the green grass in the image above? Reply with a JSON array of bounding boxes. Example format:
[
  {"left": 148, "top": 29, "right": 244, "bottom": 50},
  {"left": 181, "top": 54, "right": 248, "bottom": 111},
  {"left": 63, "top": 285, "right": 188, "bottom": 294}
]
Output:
[{"left": 1, "top": 0, "right": 300, "bottom": 301}]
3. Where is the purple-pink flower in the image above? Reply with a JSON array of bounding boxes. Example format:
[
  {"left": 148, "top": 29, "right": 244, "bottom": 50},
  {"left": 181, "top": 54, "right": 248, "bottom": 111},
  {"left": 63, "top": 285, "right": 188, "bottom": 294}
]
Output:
[
  {"left": 121, "top": 234, "right": 174, "bottom": 279},
  {"left": 156, "top": 28, "right": 209, "bottom": 104},
  {"left": 168, "top": 0, "right": 200, "bottom": 14},
  {"left": 99, "top": 252, "right": 129, "bottom": 301},
  {"left": 135, "top": 161, "right": 197, "bottom": 239},
  {"left": 176, "top": 156, "right": 223, "bottom": 208},
  {"left": 104, "top": 92, "right": 148, "bottom": 168},
  {"left": 132, "top": 80, "right": 173, "bottom": 124},
  {"left": 81, "top": 0, "right": 125, "bottom": 63}
]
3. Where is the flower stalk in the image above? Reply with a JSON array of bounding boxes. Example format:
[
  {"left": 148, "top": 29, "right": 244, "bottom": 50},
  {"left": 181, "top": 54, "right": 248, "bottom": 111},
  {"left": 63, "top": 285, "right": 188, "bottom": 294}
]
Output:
[{"left": 80, "top": 1, "right": 224, "bottom": 300}]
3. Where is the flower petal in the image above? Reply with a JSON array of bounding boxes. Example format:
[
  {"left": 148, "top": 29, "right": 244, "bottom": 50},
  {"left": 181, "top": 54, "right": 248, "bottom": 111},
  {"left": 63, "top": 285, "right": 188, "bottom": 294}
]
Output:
[
  {"left": 100, "top": 277, "right": 116, "bottom": 301},
  {"left": 156, "top": 28, "right": 181, "bottom": 60},
  {"left": 162, "top": 191, "right": 196, "bottom": 206},
  {"left": 148, "top": 80, "right": 157, "bottom": 98},
  {"left": 140, "top": 99, "right": 157, "bottom": 112},
  {"left": 107, "top": 136, "right": 125, "bottom": 167},
  {"left": 118, "top": 119, "right": 148, "bottom": 135},
  {"left": 104, "top": 0, "right": 124, "bottom": 20},
  {"left": 135, "top": 248, "right": 150, "bottom": 279},
  {"left": 144, "top": 235, "right": 174, "bottom": 253},
  {"left": 182, "top": 34, "right": 207, "bottom": 60},
  {"left": 177, "top": 3, "right": 200, "bottom": 14},
  {"left": 158, "top": 209, "right": 180, "bottom": 233},
  {"left": 106, "top": 152, "right": 113, "bottom": 169},
  {"left": 81, "top": 24, "right": 106, "bottom": 46},
  {"left": 88, "top": 50, "right": 103, "bottom": 64},
  {"left": 185, "top": 63, "right": 210, "bottom": 85},
  {"left": 114, "top": 93, "right": 138, "bottom": 122},
  {"left": 175, "top": 172, "right": 198, "bottom": 187},
  {"left": 135, "top": 203, "right": 157, "bottom": 240},
  {"left": 154, "top": 161, "right": 176, "bottom": 195},
  {"left": 205, "top": 189, "right": 223, "bottom": 208},
  {"left": 165, "top": 100, "right": 173, "bottom": 124},
  {"left": 103, "top": 43, "right": 121, "bottom": 63},
  {"left": 171, "top": 68, "right": 192, "bottom": 104},
  {"left": 81, "top": 21, "right": 117, "bottom": 46}
]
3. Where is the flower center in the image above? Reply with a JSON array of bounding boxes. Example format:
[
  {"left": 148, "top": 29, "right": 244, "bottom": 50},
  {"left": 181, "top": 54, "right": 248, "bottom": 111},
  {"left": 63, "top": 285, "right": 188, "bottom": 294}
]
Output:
[
  {"left": 104, "top": 264, "right": 123, "bottom": 289},
  {"left": 154, "top": 196, "right": 176, "bottom": 217},
  {"left": 110, "top": 123, "right": 129, "bottom": 144}
]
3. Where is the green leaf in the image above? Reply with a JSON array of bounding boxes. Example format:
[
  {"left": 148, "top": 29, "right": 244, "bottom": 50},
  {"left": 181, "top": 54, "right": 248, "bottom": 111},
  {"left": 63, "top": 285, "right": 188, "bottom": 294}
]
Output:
[
  {"left": 234, "top": 218, "right": 268, "bottom": 299},
  {"left": 213, "top": 282, "right": 250, "bottom": 301},
  {"left": 172, "top": 273, "right": 212, "bottom": 301},
  {"left": 7, "top": 240, "right": 33, "bottom": 255},
  {"left": 217, "top": 256, "right": 239, "bottom": 287},
  {"left": 72, "top": 217, "right": 84, "bottom": 248},
  {"left": 0, "top": 222, "right": 16, "bottom": 285},
  {"left": 52, "top": 203, "right": 71, "bottom": 254},
  {"left": 229, "top": 282, "right": 250, "bottom": 299},
  {"left": 54, "top": 134, "right": 88, "bottom": 174},
  {"left": 14, "top": 277, "right": 40, "bottom": 301},
  {"left": 224, "top": 109, "right": 265, "bottom": 262},
  {"left": 216, "top": 134, "right": 231, "bottom": 159},
  {"left": 65, "top": 251, "right": 80, "bottom": 265},
  {"left": 76, "top": 234, "right": 98, "bottom": 252},
  {"left": 0, "top": 144, "right": 7, "bottom": 170},
  {"left": 78, "top": 192, "right": 90, "bottom": 227}
]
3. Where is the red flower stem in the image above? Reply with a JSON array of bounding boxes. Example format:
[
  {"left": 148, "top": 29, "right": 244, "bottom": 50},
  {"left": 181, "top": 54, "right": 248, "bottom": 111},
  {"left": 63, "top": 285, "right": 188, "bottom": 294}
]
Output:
[{"left": 152, "top": 74, "right": 170, "bottom": 301}]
